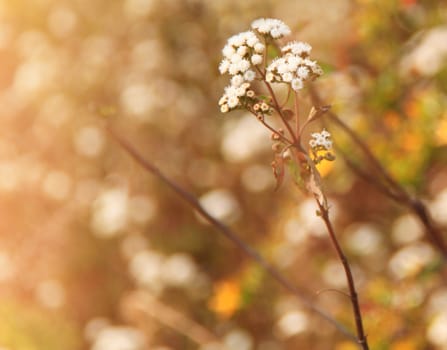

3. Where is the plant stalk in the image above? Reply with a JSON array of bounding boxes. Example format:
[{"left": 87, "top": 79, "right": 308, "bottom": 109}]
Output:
[{"left": 317, "top": 201, "right": 370, "bottom": 350}]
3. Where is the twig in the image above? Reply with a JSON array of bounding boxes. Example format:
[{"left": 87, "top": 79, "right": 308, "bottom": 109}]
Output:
[
  {"left": 255, "top": 66, "right": 297, "bottom": 143},
  {"left": 316, "top": 288, "right": 352, "bottom": 300},
  {"left": 317, "top": 200, "right": 369, "bottom": 350},
  {"left": 294, "top": 90, "right": 300, "bottom": 141},
  {"left": 338, "top": 148, "right": 406, "bottom": 203},
  {"left": 107, "top": 126, "right": 358, "bottom": 343}
]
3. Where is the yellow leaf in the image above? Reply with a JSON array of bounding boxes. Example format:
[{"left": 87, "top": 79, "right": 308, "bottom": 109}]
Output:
[
  {"left": 435, "top": 114, "right": 447, "bottom": 146},
  {"left": 391, "top": 339, "right": 417, "bottom": 350},
  {"left": 401, "top": 131, "right": 422, "bottom": 152},
  {"left": 335, "top": 341, "right": 358, "bottom": 350},
  {"left": 316, "top": 158, "right": 334, "bottom": 177},
  {"left": 208, "top": 280, "right": 241, "bottom": 318},
  {"left": 384, "top": 111, "right": 401, "bottom": 130}
]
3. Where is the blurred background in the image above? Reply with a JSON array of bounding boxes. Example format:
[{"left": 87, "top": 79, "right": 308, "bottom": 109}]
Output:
[{"left": 0, "top": 0, "right": 447, "bottom": 349}]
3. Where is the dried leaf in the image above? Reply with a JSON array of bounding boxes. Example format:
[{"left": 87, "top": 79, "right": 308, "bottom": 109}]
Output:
[
  {"left": 306, "top": 159, "right": 327, "bottom": 207},
  {"left": 272, "top": 154, "right": 285, "bottom": 191},
  {"left": 306, "top": 105, "right": 331, "bottom": 123},
  {"left": 282, "top": 109, "right": 295, "bottom": 120}
]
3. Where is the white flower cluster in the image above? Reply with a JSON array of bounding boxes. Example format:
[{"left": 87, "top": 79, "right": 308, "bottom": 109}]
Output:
[
  {"left": 218, "top": 82, "right": 252, "bottom": 113},
  {"left": 218, "top": 18, "right": 320, "bottom": 113},
  {"left": 251, "top": 18, "right": 291, "bottom": 38},
  {"left": 218, "top": 30, "right": 265, "bottom": 113},
  {"left": 266, "top": 41, "right": 323, "bottom": 91},
  {"left": 309, "top": 129, "right": 332, "bottom": 150},
  {"left": 219, "top": 31, "right": 264, "bottom": 76}
]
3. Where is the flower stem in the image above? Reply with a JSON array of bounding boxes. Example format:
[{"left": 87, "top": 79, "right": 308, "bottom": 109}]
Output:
[
  {"left": 294, "top": 90, "right": 300, "bottom": 141},
  {"left": 265, "top": 81, "right": 297, "bottom": 143},
  {"left": 255, "top": 66, "right": 297, "bottom": 143},
  {"left": 316, "top": 200, "right": 369, "bottom": 350}
]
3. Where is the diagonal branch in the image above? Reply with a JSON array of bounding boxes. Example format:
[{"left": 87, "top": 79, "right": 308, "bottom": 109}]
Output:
[
  {"left": 107, "top": 126, "right": 358, "bottom": 343},
  {"left": 337, "top": 148, "right": 406, "bottom": 203}
]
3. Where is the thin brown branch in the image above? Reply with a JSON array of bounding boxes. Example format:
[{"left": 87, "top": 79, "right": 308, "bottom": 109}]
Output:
[
  {"left": 294, "top": 90, "right": 300, "bottom": 141},
  {"left": 409, "top": 198, "right": 447, "bottom": 260},
  {"left": 249, "top": 110, "right": 294, "bottom": 145},
  {"left": 265, "top": 81, "right": 297, "bottom": 142},
  {"left": 255, "top": 66, "right": 297, "bottom": 143},
  {"left": 338, "top": 149, "right": 406, "bottom": 203},
  {"left": 317, "top": 200, "right": 369, "bottom": 350},
  {"left": 316, "top": 288, "right": 352, "bottom": 300},
  {"left": 280, "top": 85, "right": 292, "bottom": 109},
  {"left": 107, "top": 126, "right": 358, "bottom": 343}
]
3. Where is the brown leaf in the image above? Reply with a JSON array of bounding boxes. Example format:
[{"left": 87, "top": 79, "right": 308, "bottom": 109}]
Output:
[
  {"left": 282, "top": 109, "right": 295, "bottom": 120},
  {"left": 306, "top": 159, "right": 327, "bottom": 207},
  {"left": 272, "top": 154, "right": 285, "bottom": 191},
  {"left": 306, "top": 105, "right": 331, "bottom": 123}
]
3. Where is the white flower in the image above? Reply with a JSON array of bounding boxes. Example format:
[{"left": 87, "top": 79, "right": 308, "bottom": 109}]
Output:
[
  {"left": 224, "top": 85, "right": 238, "bottom": 98},
  {"left": 277, "top": 62, "right": 289, "bottom": 74},
  {"left": 220, "top": 30, "right": 264, "bottom": 77},
  {"left": 228, "top": 33, "right": 245, "bottom": 47},
  {"left": 231, "top": 74, "right": 244, "bottom": 87},
  {"left": 229, "top": 64, "right": 240, "bottom": 75},
  {"left": 251, "top": 54, "right": 263, "bottom": 65},
  {"left": 230, "top": 53, "right": 242, "bottom": 64},
  {"left": 311, "top": 63, "right": 323, "bottom": 76},
  {"left": 282, "top": 72, "right": 293, "bottom": 82},
  {"left": 220, "top": 104, "right": 229, "bottom": 113},
  {"left": 321, "top": 129, "right": 330, "bottom": 138},
  {"left": 291, "top": 78, "right": 303, "bottom": 91},
  {"left": 219, "top": 59, "right": 230, "bottom": 74},
  {"left": 237, "top": 45, "right": 248, "bottom": 56},
  {"left": 246, "top": 32, "right": 259, "bottom": 47},
  {"left": 243, "top": 70, "right": 256, "bottom": 81},
  {"left": 282, "top": 41, "right": 312, "bottom": 56},
  {"left": 251, "top": 18, "right": 291, "bottom": 38},
  {"left": 254, "top": 43, "right": 265, "bottom": 53},
  {"left": 287, "top": 61, "right": 298, "bottom": 72},
  {"left": 287, "top": 55, "right": 302, "bottom": 67},
  {"left": 297, "top": 66, "right": 309, "bottom": 79},
  {"left": 219, "top": 18, "right": 320, "bottom": 114},
  {"left": 237, "top": 59, "right": 250, "bottom": 73},
  {"left": 222, "top": 45, "right": 235, "bottom": 58},
  {"left": 227, "top": 96, "right": 239, "bottom": 108},
  {"left": 218, "top": 96, "right": 227, "bottom": 106},
  {"left": 309, "top": 129, "right": 333, "bottom": 150},
  {"left": 236, "top": 86, "right": 247, "bottom": 96},
  {"left": 270, "top": 28, "right": 281, "bottom": 38},
  {"left": 266, "top": 42, "right": 323, "bottom": 90},
  {"left": 219, "top": 80, "right": 252, "bottom": 113}
]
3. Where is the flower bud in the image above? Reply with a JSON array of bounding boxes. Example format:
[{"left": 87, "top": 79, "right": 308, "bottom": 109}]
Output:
[{"left": 272, "top": 143, "right": 282, "bottom": 153}]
